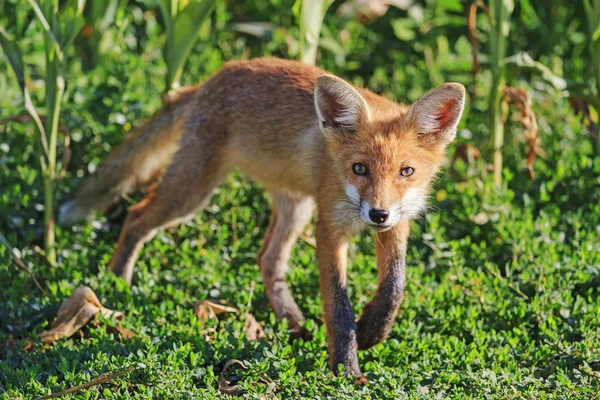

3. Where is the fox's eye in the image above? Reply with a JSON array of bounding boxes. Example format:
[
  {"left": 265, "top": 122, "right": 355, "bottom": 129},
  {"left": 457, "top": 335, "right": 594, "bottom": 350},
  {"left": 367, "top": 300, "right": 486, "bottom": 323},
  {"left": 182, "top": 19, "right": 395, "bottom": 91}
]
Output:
[
  {"left": 400, "top": 167, "right": 415, "bottom": 177},
  {"left": 352, "top": 163, "right": 368, "bottom": 176}
]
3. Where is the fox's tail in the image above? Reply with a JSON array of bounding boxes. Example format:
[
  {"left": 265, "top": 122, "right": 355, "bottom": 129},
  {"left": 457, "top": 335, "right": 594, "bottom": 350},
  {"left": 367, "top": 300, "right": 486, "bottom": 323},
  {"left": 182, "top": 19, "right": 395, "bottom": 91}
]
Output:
[{"left": 59, "top": 89, "right": 198, "bottom": 225}]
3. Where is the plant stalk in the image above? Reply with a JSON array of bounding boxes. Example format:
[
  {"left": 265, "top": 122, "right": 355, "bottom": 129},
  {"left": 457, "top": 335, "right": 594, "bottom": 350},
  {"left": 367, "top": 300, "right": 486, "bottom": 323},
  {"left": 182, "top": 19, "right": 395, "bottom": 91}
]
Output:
[{"left": 489, "top": 0, "right": 512, "bottom": 187}]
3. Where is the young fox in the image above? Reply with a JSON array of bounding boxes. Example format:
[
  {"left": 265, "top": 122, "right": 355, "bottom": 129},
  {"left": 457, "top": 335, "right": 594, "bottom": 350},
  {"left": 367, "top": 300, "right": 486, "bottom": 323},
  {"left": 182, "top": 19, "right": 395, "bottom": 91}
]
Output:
[{"left": 60, "top": 58, "right": 465, "bottom": 376}]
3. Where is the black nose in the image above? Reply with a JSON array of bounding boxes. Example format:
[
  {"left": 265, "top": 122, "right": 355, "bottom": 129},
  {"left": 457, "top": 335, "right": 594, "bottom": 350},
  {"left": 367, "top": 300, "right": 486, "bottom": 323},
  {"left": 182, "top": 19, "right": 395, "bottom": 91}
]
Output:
[{"left": 369, "top": 208, "right": 389, "bottom": 224}]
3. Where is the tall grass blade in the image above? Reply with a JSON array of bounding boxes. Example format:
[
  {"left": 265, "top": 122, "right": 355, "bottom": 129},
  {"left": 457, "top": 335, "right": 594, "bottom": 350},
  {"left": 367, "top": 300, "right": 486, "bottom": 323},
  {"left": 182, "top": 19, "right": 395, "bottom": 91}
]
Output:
[
  {"left": 163, "top": 0, "right": 217, "bottom": 92},
  {"left": 295, "top": 0, "right": 332, "bottom": 65}
]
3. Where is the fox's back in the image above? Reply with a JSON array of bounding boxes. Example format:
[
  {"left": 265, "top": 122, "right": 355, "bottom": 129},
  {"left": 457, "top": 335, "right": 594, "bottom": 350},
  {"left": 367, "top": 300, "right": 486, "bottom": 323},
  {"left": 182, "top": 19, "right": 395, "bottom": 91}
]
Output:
[
  {"left": 193, "top": 58, "right": 329, "bottom": 194},
  {"left": 182, "top": 58, "right": 407, "bottom": 196}
]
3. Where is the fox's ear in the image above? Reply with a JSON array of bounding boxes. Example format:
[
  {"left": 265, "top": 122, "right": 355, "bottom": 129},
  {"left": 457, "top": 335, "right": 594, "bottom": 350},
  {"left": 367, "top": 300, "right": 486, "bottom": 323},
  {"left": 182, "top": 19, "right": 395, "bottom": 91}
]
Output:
[
  {"left": 407, "top": 83, "right": 466, "bottom": 145},
  {"left": 314, "top": 74, "right": 370, "bottom": 135}
]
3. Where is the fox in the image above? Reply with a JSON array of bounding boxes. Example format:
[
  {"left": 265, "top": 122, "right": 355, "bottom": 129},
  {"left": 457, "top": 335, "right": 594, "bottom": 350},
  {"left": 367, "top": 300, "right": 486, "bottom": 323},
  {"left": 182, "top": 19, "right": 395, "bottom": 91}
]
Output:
[{"left": 59, "top": 57, "right": 465, "bottom": 377}]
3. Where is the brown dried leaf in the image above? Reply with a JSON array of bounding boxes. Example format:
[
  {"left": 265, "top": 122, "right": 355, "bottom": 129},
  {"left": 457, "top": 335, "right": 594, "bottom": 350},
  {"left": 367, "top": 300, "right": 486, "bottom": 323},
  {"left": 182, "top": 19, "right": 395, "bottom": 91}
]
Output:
[
  {"left": 467, "top": 0, "right": 489, "bottom": 102},
  {"left": 23, "top": 339, "right": 33, "bottom": 352},
  {"left": 40, "top": 286, "right": 124, "bottom": 344},
  {"left": 244, "top": 313, "right": 265, "bottom": 341},
  {"left": 194, "top": 300, "right": 238, "bottom": 328},
  {"left": 502, "top": 87, "right": 544, "bottom": 180}
]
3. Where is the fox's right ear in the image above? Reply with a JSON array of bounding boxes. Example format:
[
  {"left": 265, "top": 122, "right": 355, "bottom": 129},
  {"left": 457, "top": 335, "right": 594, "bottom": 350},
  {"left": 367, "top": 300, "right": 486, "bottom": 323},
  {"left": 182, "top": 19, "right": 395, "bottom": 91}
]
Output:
[
  {"left": 314, "top": 75, "right": 370, "bottom": 136},
  {"left": 407, "top": 82, "right": 466, "bottom": 146}
]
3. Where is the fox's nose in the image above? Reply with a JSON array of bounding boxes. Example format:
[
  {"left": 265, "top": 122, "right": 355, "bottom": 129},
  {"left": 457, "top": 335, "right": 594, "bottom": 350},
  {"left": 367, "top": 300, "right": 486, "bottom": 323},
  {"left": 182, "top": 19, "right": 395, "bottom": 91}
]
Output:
[{"left": 369, "top": 208, "right": 389, "bottom": 224}]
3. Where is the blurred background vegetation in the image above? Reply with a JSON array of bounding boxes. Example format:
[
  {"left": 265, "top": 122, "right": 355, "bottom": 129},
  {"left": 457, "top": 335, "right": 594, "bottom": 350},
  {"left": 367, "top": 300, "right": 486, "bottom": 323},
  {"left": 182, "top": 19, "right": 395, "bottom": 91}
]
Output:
[
  {"left": 0, "top": 0, "right": 599, "bottom": 260},
  {"left": 1, "top": 0, "right": 599, "bottom": 398}
]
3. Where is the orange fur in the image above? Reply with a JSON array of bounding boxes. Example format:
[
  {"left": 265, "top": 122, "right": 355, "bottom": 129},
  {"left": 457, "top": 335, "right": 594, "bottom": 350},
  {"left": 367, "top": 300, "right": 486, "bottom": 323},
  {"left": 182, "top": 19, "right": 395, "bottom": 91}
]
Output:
[{"left": 61, "top": 58, "right": 465, "bottom": 376}]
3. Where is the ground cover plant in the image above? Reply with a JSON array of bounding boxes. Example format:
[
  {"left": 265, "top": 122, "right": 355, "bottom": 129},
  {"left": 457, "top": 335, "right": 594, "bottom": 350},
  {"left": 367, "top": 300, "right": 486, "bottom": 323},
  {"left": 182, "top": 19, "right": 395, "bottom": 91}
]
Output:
[{"left": 1, "top": 0, "right": 599, "bottom": 398}]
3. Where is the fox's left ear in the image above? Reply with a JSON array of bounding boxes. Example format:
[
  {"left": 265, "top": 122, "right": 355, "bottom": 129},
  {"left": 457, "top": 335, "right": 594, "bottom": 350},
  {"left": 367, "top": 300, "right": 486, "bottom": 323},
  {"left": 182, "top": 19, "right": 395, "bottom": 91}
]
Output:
[
  {"left": 407, "top": 83, "right": 466, "bottom": 145},
  {"left": 314, "top": 74, "right": 370, "bottom": 136}
]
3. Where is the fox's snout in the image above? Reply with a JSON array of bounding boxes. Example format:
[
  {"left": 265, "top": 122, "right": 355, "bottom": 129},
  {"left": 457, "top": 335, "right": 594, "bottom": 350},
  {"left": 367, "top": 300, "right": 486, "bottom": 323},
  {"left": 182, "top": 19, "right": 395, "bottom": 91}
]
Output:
[
  {"left": 368, "top": 208, "right": 389, "bottom": 224},
  {"left": 358, "top": 196, "right": 398, "bottom": 230}
]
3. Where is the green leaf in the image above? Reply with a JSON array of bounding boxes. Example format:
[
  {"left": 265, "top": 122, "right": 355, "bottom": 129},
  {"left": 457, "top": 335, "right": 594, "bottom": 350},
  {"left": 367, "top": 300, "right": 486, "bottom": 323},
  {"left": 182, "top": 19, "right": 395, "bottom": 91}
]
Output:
[
  {"left": 28, "top": 0, "right": 64, "bottom": 61},
  {"left": 438, "top": 0, "right": 463, "bottom": 13},
  {"left": 0, "top": 26, "right": 25, "bottom": 90},
  {"left": 392, "top": 18, "right": 417, "bottom": 41},
  {"left": 0, "top": 26, "right": 49, "bottom": 155},
  {"left": 291, "top": 0, "right": 301, "bottom": 18},
  {"left": 592, "top": 21, "right": 600, "bottom": 42},
  {"left": 297, "top": 0, "right": 333, "bottom": 65},
  {"left": 157, "top": 0, "right": 173, "bottom": 32},
  {"left": 503, "top": 52, "right": 567, "bottom": 90},
  {"left": 164, "top": 0, "right": 217, "bottom": 91},
  {"left": 60, "top": 0, "right": 87, "bottom": 51}
]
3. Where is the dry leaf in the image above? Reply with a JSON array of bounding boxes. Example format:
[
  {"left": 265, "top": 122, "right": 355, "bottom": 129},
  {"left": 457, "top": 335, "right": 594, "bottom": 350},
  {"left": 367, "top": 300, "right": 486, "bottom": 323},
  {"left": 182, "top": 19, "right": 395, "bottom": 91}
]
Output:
[
  {"left": 23, "top": 339, "right": 33, "bottom": 351},
  {"left": 194, "top": 300, "right": 238, "bottom": 328},
  {"left": 40, "top": 286, "right": 124, "bottom": 344},
  {"left": 467, "top": 0, "right": 489, "bottom": 102},
  {"left": 502, "top": 87, "right": 544, "bottom": 180},
  {"left": 244, "top": 313, "right": 265, "bottom": 341}
]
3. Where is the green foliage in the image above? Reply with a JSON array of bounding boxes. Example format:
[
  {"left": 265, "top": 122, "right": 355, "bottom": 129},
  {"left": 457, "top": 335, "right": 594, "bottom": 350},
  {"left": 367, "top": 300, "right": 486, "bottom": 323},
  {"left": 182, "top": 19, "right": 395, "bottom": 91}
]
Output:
[
  {"left": 583, "top": 0, "right": 600, "bottom": 153},
  {"left": 293, "top": 0, "right": 333, "bottom": 64},
  {"left": 158, "top": 0, "right": 218, "bottom": 92},
  {"left": 0, "top": 0, "right": 599, "bottom": 398},
  {"left": 78, "top": 0, "right": 127, "bottom": 69},
  {"left": 1, "top": 0, "right": 87, "bottom": 265}
]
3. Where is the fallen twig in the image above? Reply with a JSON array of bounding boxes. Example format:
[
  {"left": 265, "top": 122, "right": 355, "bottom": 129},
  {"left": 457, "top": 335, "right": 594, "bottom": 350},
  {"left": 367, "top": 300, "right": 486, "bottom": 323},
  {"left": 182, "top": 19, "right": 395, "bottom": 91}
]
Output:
[{"left": 35, "top": 366, "right": 136, "bottom": 399}]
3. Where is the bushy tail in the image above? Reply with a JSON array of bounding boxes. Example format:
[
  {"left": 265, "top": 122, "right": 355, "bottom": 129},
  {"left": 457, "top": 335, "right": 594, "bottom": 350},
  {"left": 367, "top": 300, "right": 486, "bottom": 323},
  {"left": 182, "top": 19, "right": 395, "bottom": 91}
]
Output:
[{"left": 59, "top": 90, "right": 197, "bottom": 225}]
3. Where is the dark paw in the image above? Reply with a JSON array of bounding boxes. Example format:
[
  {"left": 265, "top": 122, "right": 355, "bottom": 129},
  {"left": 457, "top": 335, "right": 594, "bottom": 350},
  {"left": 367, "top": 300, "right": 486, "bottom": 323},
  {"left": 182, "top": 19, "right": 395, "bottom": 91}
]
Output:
[
  {"left": 356, "top": 322, "right": 385, "bottom": 350},
  {"left": 332, "top": 357, "right": 362, "bottom": 377}
]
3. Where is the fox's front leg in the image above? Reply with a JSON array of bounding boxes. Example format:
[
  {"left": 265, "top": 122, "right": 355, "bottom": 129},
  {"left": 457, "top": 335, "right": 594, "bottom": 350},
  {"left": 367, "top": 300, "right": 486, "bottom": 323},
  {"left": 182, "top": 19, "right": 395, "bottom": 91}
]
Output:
[
  {"left": 316, "top": 220, "right": 361, "bottom": 376},
  {"left": 356, "top": 220, "right": 409, "bottom": 349}
]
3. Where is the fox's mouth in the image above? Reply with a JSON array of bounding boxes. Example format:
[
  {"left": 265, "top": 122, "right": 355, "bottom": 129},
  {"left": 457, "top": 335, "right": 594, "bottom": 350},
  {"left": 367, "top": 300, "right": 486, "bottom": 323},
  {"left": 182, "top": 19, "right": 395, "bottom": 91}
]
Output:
[{"left": 365, "top": 223, "right": 393, "bottom": 232}]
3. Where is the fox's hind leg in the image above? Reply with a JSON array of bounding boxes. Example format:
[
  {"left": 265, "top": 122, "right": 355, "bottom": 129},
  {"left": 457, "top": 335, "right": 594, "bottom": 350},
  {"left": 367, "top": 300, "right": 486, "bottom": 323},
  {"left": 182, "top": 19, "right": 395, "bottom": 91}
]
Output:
[
  {"left": 258, "top": 192, "right": 314, "bottom": 337},
  {"left": 109, "top": 133, "right": 229, "bottom": 284}
]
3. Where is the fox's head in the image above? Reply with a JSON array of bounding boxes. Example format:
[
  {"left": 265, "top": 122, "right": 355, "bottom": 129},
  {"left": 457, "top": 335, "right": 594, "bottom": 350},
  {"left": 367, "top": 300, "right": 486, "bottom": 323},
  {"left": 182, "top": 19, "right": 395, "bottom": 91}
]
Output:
[{"left": 314, "top": 75, "right": 465, "bottom": 232}]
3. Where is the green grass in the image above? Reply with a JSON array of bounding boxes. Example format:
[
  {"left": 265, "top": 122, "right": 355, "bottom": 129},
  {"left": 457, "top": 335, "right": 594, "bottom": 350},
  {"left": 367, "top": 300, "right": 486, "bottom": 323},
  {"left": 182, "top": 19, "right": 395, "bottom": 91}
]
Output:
[{"left": 1, "top": 2, "right": 600, "bottom": 399}]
